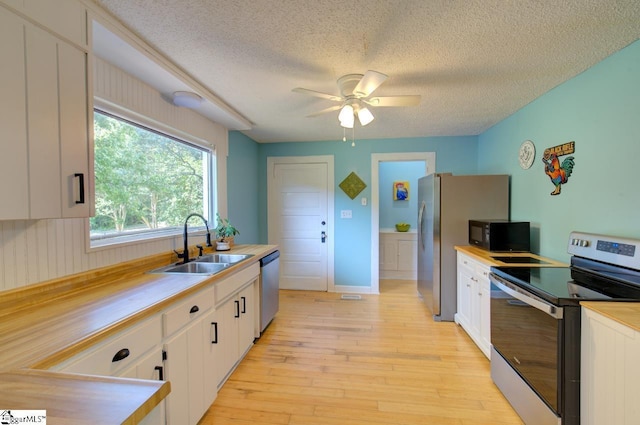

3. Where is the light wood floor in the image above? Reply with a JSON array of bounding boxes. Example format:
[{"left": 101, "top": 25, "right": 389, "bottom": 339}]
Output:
[{"left": 199, "top": 280, "right": 523, "bottom": 425}]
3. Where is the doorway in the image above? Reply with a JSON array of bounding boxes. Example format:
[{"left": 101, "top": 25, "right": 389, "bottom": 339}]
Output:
[
  {"left": 267, "top": 156, "right": 335, "bottom": 291},
  {"left": 370, "top": 152, "right": 435, "bottom": 294}
]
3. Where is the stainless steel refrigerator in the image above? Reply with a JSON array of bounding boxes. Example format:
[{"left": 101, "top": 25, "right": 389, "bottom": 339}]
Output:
[{"left": 417, "top": 173, "right": 509, "bottom": 321}]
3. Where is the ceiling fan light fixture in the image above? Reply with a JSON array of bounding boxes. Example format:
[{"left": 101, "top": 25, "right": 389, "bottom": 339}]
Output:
[
  {"left": 172, "top": 91, "right": 203, "bottom": 108},
  {"left": 357, "top": 107, "right": 374, "bottom": 126},
  {"left": 338, "top": 104, "right": 354, "bottom": 128}
]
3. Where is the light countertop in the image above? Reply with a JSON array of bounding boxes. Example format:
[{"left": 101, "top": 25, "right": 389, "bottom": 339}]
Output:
[
  {"left": 0, "top": 244, "right": 278, "bottom": 424},
  {"left": 454, "top": 245, "right": 568, "bottom": 267},
  {"left": 581, "top": 301, "right": 640, "bottom": 332}
]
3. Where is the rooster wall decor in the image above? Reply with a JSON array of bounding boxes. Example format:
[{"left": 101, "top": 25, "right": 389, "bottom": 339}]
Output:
[{"left": 542, "top": 142, "right": 576, "bottom": 196}]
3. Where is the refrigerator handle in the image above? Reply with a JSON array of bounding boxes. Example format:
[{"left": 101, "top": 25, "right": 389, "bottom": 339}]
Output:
[{"left": 418, "top": 201, "right": 426, "bottom": 250}]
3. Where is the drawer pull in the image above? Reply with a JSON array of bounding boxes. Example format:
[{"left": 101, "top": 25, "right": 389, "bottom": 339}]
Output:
[
  {"left": 154, "top": 365, "right": 164, "bottom": 381},
  {"left": 112, "top": 348, "right": 130, "bottom": 362},
  {"left": 190, "top": 305, "right": 200, "bottom": 314}
]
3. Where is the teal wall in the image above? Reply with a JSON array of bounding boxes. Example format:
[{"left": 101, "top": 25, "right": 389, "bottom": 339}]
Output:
[
  {"left": 478, "top": 39, "right": 640, "bottom": 261},
  {"left": 228, "top": 39, "right": 640, "bottom": 288},
  {"left": 252, "top": 136, "right": 477, "bottom": 288},
  {"left": 227, "top": 131, "right": 259, "bottom": 244},
  {"left": 379, "top": 161, "right": 425, "bottom": 229}
]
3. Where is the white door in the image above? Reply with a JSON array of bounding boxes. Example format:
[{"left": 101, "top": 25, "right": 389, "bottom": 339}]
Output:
[{"left": 268, "top": 156, "right": 333, "bottom": 291}]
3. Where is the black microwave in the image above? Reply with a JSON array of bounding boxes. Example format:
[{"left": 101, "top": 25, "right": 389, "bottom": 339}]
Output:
[{"left": 468, "top": 220, "right": 530, "bottom": 252}]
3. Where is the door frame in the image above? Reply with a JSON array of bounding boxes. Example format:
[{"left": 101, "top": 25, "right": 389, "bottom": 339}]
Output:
[
  {"left": 370, "top": 152, "right": 435, "bottom": 294},
  {"left": 267, "top": 155, "right": 335, "bottom": 291}
]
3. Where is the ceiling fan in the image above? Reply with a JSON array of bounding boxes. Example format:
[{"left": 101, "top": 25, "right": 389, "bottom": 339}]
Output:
[{"left": 292, "top": 70, "right": 421, "bottom": 128}]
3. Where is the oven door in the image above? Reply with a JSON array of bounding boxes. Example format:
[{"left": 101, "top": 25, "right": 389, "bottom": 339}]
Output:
[{"left": 490, "top": 273, "right": 563, "bottom": 415}]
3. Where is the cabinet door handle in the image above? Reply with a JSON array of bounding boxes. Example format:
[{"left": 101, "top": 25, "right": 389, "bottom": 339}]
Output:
[
  {"left": 154, "top": 365, "right": 164, "bottom": 381},
  {"left": 74, "top": 173, "right": 85, "bottom": 204},
  {"left": 112, "top": 348, "right": 130, "bottom": 362},
  {"left": 241, "top": 296, "right": 247, "bottom": 314},
  {"left": 190, "top": 305, "right": 199, "bottom": 314},
  {"left": 234, "top": 300, "right": 240, "bottom": 318},
  {"left": 211, "top": 322, "right": 218, "bottom": 344}
]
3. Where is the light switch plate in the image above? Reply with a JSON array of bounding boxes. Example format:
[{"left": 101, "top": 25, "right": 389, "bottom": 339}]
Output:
[{"left": 361, "top": 197, "right": 367, "bottom": 206}]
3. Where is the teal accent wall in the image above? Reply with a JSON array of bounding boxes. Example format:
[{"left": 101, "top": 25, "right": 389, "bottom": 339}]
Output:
[
  {"left": 379, "top": 161, "right": 425, "bottom": 229},
  {"left": 478, "top": 39, "right": 640, "bottom": 261},
  {"left": 228, "top": 40, "right": 640, "bottom": 288},
  {"left": 252, "top": 136, "right": 477, "bottom": 288},
  {"left": 227, "top": 131, "right": 259, "bottom": 244}
]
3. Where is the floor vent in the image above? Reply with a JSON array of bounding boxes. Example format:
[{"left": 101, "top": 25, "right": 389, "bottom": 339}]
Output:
[{"left": 340, "top": 294, "right": 362, "bottom": 300}]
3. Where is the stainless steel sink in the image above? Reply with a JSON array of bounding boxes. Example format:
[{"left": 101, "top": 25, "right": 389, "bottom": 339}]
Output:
[
  {"left": 195, "top": 253, "right": 253, "bottom": 264},
  {"left": 149, "top": 262, "right": 230, "bottom": 275}
]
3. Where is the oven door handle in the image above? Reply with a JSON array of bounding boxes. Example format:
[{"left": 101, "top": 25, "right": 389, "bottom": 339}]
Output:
[{"left": 490, "top": 273, "right": 563, "bottom": 319}]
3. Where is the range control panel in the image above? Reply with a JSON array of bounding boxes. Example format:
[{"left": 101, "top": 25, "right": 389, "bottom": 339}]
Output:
[{"left": 568, "top": 231, "right": 640, "bottom": 270}]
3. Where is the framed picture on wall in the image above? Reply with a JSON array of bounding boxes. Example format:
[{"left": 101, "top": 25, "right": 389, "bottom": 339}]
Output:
[{"left": 393, "top": 181, "right": 409, "bottom": 200}]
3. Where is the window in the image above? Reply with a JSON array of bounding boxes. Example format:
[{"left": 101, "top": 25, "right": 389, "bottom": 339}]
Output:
[{"left": 90, "top": 110, "right": 214, "bottom": 247}]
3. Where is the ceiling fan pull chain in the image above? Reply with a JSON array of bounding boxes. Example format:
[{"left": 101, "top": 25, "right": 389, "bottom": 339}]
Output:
[{"left": 352, "top": 127, "right": 356, "bottom": 147}]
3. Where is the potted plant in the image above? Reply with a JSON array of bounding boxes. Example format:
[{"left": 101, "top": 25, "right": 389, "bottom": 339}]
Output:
[{"left": 214, "top": 213, "right": 239, "bottom": 251}]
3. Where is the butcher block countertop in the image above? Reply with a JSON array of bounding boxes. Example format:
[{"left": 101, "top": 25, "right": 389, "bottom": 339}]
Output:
[
  {"left": 0, "top": 369, "right": 169, "bottom": 425},
  {"left": 581, "top": 302, "right": 640, "bottom": 332},
  {"left": 0, "top": 244, "right": 277, "bottom": 424},
  {"left": 454, "top": 245, "right": 569, "bottom": 267}
]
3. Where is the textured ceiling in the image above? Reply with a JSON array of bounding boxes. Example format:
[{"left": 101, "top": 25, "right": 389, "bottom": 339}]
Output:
[{"left": 92, "top": 0, "right": 640, "bottom": 143}]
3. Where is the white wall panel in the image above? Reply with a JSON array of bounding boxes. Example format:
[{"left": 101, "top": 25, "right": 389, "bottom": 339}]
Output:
[
  {"left": 0, "top": 57, "right": 229, "bottom": 292},
  {"left": 0, "top": 217, "right": 186, "bottom": 291}
]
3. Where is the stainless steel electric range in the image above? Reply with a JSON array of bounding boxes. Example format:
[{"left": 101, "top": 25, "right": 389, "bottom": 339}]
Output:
[{"left": 489, "top": 231, "right": 640, "bottom": 425}]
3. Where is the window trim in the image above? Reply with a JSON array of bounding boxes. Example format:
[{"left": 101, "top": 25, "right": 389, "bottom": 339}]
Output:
[{"left": 89, "top": 98, "right": 217, "bottom": 250}]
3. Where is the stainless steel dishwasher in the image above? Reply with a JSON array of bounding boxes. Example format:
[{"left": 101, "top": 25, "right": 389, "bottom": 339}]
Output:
[{"left": 259, "top": 250, "right": 280, "bottom": 333}]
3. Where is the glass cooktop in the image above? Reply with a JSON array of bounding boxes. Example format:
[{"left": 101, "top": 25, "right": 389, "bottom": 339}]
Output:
[
  {"left": 491, "top": 265, "right": 640, "bottom": 306},
  {"left": 491, "top": 256, "right": 549, "bottom": 264}
]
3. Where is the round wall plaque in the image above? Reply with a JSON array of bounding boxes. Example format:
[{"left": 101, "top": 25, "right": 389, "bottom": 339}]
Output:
[{"left": 519, "top": 140, "right": 536, "bottom": 169}]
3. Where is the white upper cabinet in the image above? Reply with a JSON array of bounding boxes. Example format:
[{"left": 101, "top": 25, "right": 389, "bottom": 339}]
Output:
[
  {"left": 1, "top": 0, "right": 87, "bottom": 47},
  {"left": 0, "top": 2, "right": 91, "bottom": 220},
  {"left": 0, "top": 9, "right": 29, "bottom": 218}
]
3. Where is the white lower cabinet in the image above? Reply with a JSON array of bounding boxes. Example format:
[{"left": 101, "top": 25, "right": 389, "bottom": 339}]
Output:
[
  {"left": 581, "top": 307, "right": 640, "bottom": 425},
  {"left": 203, "top": 308, "right": 224, "bottom": 402},
  {"left": 119, "top": 348, "right": 166, "bottom": 425},
  {"left": 379, "top": 231, "right": 417, "bottom": 280},
  {"left": 51, "top": 316, "right": 165, "bottom": 425},
  {"left": 162, "top": 285, "right": 214, "bottom": 425},
  {"left": 214, "top": 280, "right": 257, "bottom": 386},
  {"left": 455, "top": 252, "right": 491, "bottom": 359},
  {"left": 49, "top": 262, "right": 261, "bottom": 425},
  {"left": 52, "top": 315, "right": 163, "bottom": 377},
  {"left": 164, "top": 318, "right": 207, "bottom": 425}
]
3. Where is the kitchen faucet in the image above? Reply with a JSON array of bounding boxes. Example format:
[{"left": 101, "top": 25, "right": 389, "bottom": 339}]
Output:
[{"left": 175, "top": 213, "right": 212, "bottom": 264}]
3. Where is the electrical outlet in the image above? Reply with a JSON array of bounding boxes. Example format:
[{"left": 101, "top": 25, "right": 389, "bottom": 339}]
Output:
[{"left": 340, "top": 210, "right": 352, "bottom": 218}]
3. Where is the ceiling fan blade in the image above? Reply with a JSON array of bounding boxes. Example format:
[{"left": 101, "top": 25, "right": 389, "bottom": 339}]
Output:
[
  {"left": 292, "top": 87, "right": 343, "bottom": 102},
  {"left": 366, "top": 95, "right": 421, "bottom": 107},
  {"left": 353, "top": 70, "right": 388, "bottom": 97},
  {"left": 306, "top": 104, "right": 342, "bottom": 118}
]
